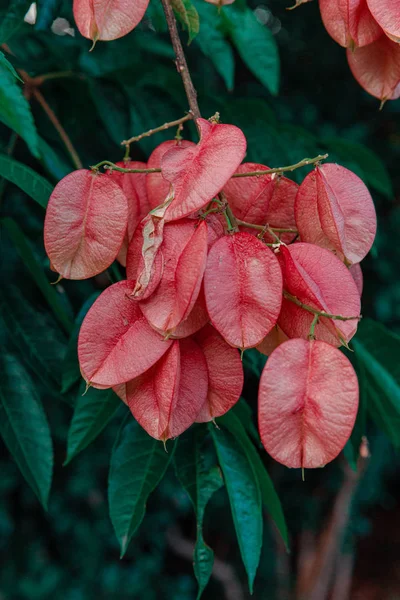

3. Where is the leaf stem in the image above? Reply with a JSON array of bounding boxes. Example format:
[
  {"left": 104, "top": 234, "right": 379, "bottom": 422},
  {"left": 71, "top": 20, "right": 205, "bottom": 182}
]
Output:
[
  {"left": 31, "top": 87, "right": 83, "bottom": 170},
  {"left": 231, "top": 154, "right": 328, "bottom": 178},
  {"left": 32, "top": 71, "right": 84, "bottom": 86},
  {"left": 121, "top": 113, "right": 193, "bottom": 152},
  {"left": 236, "top": 220, "right": 298, "bottom": 234},
  {"left": 283, "top": 291, "right": 361, "bottom": 322},
  {"left": 90, "top": 160, "right": 161, "bottom": 173}
]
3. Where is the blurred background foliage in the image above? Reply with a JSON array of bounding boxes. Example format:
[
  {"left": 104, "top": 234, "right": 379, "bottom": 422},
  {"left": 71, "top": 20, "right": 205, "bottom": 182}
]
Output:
[{"left": 1, "top": 0, "right": 400, "bottom": 597}]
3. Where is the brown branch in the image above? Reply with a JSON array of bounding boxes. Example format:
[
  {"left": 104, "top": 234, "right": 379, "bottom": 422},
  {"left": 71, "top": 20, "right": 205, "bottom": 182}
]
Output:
[
  {"left": 160, "top": 0, "right": 201, "bottom": 121},
  {"left": 31, "top": 87, "right": 83, "bottom": 170},
  {"left": 231, "top": 155, "right": 328, "bottom": 178},
  {"left": 297, "top": 440, "right": 369, "bottom": 600},
  {"left": 331, "top": 552, "right": 354, "bottom": 600},
  {"left": 121, "top": 113, "right": 193, "bottom": 147}
]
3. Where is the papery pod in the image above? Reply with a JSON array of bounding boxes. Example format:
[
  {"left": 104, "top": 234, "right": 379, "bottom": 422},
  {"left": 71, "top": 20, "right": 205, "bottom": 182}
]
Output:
[
  {"left": 204, "top": 232, "right": 283, "bottom": 349},
  {"left": 366, "top": 0, "right": 400, "bottom": 43},
  {"left": 162, "top": 118, "right": 247, "bottom": 221},
  {"left": 295, "top": 163, "right": 376, "bottom": 264},
  {"left": 204, "top": 0, "right": 235, "bottom": 5},
  {"left": 126, "top": 218, "right": 164, "bottom": 299},
  {"left": 256, "top": 326, "right": 289, "bottom": 356},
  {"left": 44, "top": 169, "right": 128, "bottom": 279},
  {"left": 73, "top": 0, "right": 149, "bottom": 42},
  {"left": 108, "top": 161, "right": 149, "bottom": 266},
  {"left": 347, "top": 35, "right": 400, "bottom": 102},
  {"left": 223, "top": 162, "right": 298, "bottom": 244},
  {"left": 194, "top": 324, "right": 243, "bottom": 422},
  {"left": 278, "top": 243, "right": 361, "bottom": 346},
  {"left": 140, "top": 220, "right": 208, "bottom": 334},
  {"left": 349, "top": 263, "right": 363, "bottom": 295},
  {"left": 319, "top": 0, "right": 382, "bottom": 48},
  {"left": 158, "top": 285, "right": 209, "bottom": 339},
  {"left": 128, "top": 204, "right": 168, "bottom": 300},
  {"left": 146, "top": 140, "right": 196, "bottom": 209},
  {"left": 78, "top": 281, "right": 172, "bottom": 387},
  {"left": 126, "top": 338, "right": 208, "bottom": 440},
  {"left": 258, "top": 338, "right": 359, "bottom": 468}
]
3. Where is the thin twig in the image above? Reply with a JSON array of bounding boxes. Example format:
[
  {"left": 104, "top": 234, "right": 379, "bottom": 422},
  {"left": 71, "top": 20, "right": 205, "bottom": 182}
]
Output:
[
  {"left": 121, "top": 113, "right": 193, "bottom": 147},
  {"left": 283, "top": 291, "right": 361, "bottom": 323},
  {"left": 236, "top": 220, "right": 298, "bottom": 234},
  {"left": 31, "top": 87, "right": 82, "bottom": 170},
  {"left": 231, "top": 155, "right": 328, "bottom": 178},
  {"left": 160, "top": 0, "right": 201, "bottom": 121},
  {"left": 90, "top": 160, "right": 161, "bottom": 173},
  {"left": 32, "top": 71, "right": 84, "bottom": 86}
]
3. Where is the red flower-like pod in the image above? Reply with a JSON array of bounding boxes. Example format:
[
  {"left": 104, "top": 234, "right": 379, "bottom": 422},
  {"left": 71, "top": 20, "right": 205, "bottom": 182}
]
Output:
[
  {"left": 258, "top": 338, "right": 359, "bottom": 468},
  {"left": 194, "top": 324, "right": 244, "bottom": 422},
  {"left": 204, "top": 232, "right": 283, "bottom": 349},
  {"left": 347, "top": 35, "right": 400, "bottom": 102},
  {"left": 295, "top": 163, "right": 376, "bottom": 264},
  {"left": 160, "top": 285, "right": 209, "bottom": 339},
  {"left": 349, "top": 263, "right": 363, "bottom": 295},
  {"left": 319, "top": 0, "right": 382, "bottom": 48},
  {"left": 223, "top": 163, "right": 298, "bottom": 243},
  {"left": 162, "top": 118, "right": 247, "bottom": 221},
  {"left": 44, "top": 169, "right": 128, "bottom": 279},
  {"left": 256, "top": 326, "right": 289, "bottom": 357},
  {"left": 78, "top": 281, "right": 172, "bottom": 387},
  {"left": 127, "top": 204, "right": 168, "bottom": 300},
  {"left": 108, "top": 161, "right": 149, "bottom": 266},
  {"left": 140, "top": 220, "right": 208, "bottom": 334},
  {"left": 126, "top": 338, "right": 208, "bottom": 441},
  {"left": 366, "top": 0, "right": 400, "bottom": 43},
  {"left": 126, "top": 217, "right": 164, "bottom": 300},
  {"left": 278, "top": 243, "right": 361, "bottom": 346},
  {"left": 146, "top": 140, "right": 196, "bottom": 209},
  {"left": 73, "top": 0, "right": 149, "bottom": 43}
]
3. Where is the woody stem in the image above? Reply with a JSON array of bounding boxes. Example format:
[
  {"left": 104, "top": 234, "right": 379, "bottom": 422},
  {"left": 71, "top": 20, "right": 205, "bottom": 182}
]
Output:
[
  {"left": 90, "top": 160, "right": 161, "bottom": 173},
  {"left": 160, "top": 0, "right": 201, "bottom": 122},
  {"left": 283, "top": 291, "right": 361, "bottom": 322},
  {"left": 231, "top": 154, "right": 328, "bottom": 178}
]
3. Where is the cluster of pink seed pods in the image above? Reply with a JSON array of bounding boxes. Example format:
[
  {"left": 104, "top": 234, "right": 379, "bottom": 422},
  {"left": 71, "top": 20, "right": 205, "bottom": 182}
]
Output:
[{"left": 44, "top": 117, "right": 376, "bottom": 469}]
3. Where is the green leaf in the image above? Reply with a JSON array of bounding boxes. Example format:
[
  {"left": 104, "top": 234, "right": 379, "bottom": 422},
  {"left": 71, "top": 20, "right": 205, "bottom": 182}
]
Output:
[
  {"left": 0, "top": 50, "right": 22, "bottom": 81},
  {"left": 322, "top": 137, "right": 393, "bottom": 199},
  {"left": 219, "top": 411, "right": 289, "bottom": 550},
  {"left": 89, "top": 79, "right": 131, "bottom": 147},
  {"left": 209, "top": 422, "right": 263, "bottom": 593},
  {"left": 194, "top": 1, "right": 234, "bottom": 90},
  {"left": 38, "top": 136, "right": 71, "bottom": 181},
  {"left": 232, "top": 398, "right": 260, "bottom": 445},
  {"left": 353, "top": 319, "right": 400, "bottom": 447},
  {"left": 2, "top": 217, "right": 73, "bottom": 334},
  {"left": 0, "top": 53, "right": 40, "bottom": 157},
  {"left": 61, "top": 292, "right": 100, "bottom": 394},
  {"left": 0, "top": 351, "right": 53, "bottom": 509},
  {"left": 109, "top": 418, "right": 176, "bottom": 556},
  {"left": 171, "top": 0, "right": 200, "bottom": 43},
  {"left": 0, "top": 154, "right": 53, "bottom": 207},
  {"left": 174, "top": 428, "right": 223, "bottom": 598},
  {"left": 225, "top": 6, "right": 280, "bottom": 95},
  {"left": 0, "top": 0, "right": 31, "bottom": 44},
  {"left": 65, "top": 384, "right": 120, "bottom": 464},
  {"left": 0, "top": 284, "right": 67, "bottom": 394}
]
